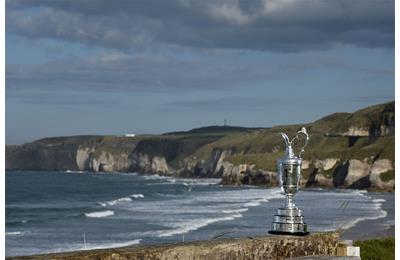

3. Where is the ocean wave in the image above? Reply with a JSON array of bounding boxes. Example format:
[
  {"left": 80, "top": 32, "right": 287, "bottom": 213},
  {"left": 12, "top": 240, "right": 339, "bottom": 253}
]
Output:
[
  {"left": 99, "top": 194, "right": 144, "bottom": 207},
  {"left": 157, "top": 213, "right": 243, "bottom": 237},
  {"left": 7, "top": 220, "right": 29, "bottom": 225},
  {"left": 6, "top": 231, "right": 27, "bottom": 236},
  {"left": 130, "top": 194, "right": 144, "bottom": 199},
  {"left": 334, "top": 192, "right": 388, "bottom": 231},
  {"left": 81, "top": 239, "right": 141, "bottom": 251},
  {"left": 65, "top": 170, "right": 86, "bottom": 173},
  {"left": 106, "top": 197, "right": 132, "bottom": 206},
  {"left": 339, "top": 210, "right": 388, "bottom": 230},
  {"left": 243, "top": 197, "right": 270, "bottom": 207},
  {"left": 179, "top": 178, "right": 221, "bottom": 186},
  {"left": 222, "top": 208, "right": 248, "bottom": 214},
  {"left": 242, "top": 190, "right": 281, "bottom": 207},
  {"left": 39, "top": 239, "right": 142, "bottom": 256},
  {"left": 146, "top": 176, "right": 221, "bottom": 186},
  {"left": 85, "top": 210, "right": 114, "bottom": 218},
  {"left": 142, "top": 174, "right": 169, "bottom": 180}
]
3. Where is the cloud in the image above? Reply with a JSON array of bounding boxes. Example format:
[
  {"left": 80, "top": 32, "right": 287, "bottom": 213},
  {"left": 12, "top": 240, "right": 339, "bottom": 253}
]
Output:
[
  {"left": 6, "top": 0, "right": 394, "bottom": 52},
  {"left": 5, "top": 51, "right": 281, "bottom": 92},
  {"left": 5, "top": 48, "right": 394, "bottom": 95}
]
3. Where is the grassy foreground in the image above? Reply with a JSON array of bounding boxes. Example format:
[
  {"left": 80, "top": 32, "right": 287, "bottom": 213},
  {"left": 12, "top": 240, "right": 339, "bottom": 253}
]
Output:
[{"left": 354, "top": 237, "right": 394, "bottom": 260}]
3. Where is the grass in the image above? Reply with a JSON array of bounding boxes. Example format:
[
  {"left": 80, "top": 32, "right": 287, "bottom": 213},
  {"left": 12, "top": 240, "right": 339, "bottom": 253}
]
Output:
[
  {"left": 380, "top": 170, "right": 395, "bottom": 182},
  {"left": 224, "top": 152, "right": 284, "bottom": 171},
  {"left": 36, "top": 101, "right": 393, "bottom": 176},
  {"left": 354, "top": 237, "right": 394, "bottom": 260}
]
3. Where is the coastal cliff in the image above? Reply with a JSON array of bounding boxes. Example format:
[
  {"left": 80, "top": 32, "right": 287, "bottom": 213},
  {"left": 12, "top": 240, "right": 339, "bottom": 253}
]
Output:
[{"left": 6, "top": 101, "right": 395, "bottom": 191}]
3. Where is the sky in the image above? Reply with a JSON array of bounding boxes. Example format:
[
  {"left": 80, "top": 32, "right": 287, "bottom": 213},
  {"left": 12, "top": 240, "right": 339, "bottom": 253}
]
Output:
[{"left": 5, "top": 0, "right": 394, "bottom": 144}]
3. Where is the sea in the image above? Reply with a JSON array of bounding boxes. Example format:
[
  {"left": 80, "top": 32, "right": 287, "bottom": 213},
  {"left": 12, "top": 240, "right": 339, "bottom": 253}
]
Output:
[{"left": 5, "top": 171, "right": 394, "bottom": 257}]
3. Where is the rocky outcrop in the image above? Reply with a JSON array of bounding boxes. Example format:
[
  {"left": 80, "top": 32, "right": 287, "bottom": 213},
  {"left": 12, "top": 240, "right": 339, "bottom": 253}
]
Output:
[
  {"left": 369, "top": 159, "right": 394, "bottom": 190},
  {"left": 181, "top": 149, "right": 234, "bottom": 178},
  {"left": 127, "top": 153, "right": 172, "bottom": 175},
  {"left": 314, "top": 158, "right": 338, "bottom": 171},
  {"left": 341, "top": 127, "right": 369, "bottom": 137},
  {"left": 344, "top": 159, "right": 371, "bottom": 186},
  {"left": 303, "top": 158, "right": 394, "bottom": 190},
  {"left": 6, "top": 136, "right": 94, "bottom": 171},
  {"left": 76, "top": 147, "right": 94, "bottom": 170},
  {"left": 90, "top": 151, "right": 131, "bottom": 172},
  {"left": 151, "top": 156, "right": 171, "bottom": 174},
  {"left": 220, "top": 161, "right": 277, "bottom": 186},
  {"left": 9, "top": 232, "right": 339, "bottom": 260}
]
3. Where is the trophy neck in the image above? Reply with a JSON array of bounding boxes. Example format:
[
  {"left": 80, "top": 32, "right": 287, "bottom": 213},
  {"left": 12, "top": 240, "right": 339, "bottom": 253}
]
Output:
[{"left": 285, "top": 145, "right": 294, "bottom": 158}]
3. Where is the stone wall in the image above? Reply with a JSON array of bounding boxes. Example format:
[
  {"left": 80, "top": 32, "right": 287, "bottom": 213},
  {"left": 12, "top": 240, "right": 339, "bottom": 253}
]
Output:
[{"left": 11, "top": 232, "right": 339, "bottom": 260}]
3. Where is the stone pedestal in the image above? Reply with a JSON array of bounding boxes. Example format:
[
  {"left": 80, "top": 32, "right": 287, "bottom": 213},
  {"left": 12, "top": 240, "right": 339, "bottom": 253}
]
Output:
[{"left": 10, "top": 232, "right": 339, "bottom": 260}]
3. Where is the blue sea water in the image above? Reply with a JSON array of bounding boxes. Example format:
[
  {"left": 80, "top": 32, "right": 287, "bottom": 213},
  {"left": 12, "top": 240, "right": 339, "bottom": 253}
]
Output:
[{"left": 5, "top": 171, "right": 391, "bottom": 257}]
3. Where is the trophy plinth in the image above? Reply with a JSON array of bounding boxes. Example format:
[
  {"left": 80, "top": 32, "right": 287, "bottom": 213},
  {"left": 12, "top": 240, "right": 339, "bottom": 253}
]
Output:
[
  {"left": 269, "top": 206, "right": 309, "bottom": 236},
  {"left": 269, "top": 127, "right": 309, "bottom": 236}
]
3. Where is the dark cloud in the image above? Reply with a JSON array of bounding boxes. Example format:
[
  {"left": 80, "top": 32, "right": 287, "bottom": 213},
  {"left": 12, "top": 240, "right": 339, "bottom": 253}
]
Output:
[
  {"left": 5, "top": 52, "right": 282, "bottom": 92},
  {"left": 6, "top": 0, "right": 394, "bottom": 52}
]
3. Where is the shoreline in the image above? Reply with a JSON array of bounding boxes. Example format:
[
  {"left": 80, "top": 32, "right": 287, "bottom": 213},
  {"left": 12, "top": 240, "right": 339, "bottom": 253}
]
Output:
[
  {"left": 6, "top": 170, "right": 395, "bottom": 193},
  {"left": 341, "top": 192, "right": 394, "bottom": 241}
]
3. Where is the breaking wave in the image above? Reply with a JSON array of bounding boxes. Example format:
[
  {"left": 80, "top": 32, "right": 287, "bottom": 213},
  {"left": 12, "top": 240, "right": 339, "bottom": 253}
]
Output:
[
  {"left": 157, "top": 214, "right": 243, "bottom": 237},
  {"left": 85, "top": 210, "right": 114, "bottom": 218},
  {"left": 6, "top": 231, "right": 26, "bottom": 236},
  {"left": 99, "top": 194, "right": 144, "bottom": 207}
]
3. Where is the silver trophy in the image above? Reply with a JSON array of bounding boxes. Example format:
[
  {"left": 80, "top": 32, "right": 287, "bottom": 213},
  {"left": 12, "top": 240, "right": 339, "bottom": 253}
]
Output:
[{"left": 269, "top": 127, "right": 309, "bottom": 236}]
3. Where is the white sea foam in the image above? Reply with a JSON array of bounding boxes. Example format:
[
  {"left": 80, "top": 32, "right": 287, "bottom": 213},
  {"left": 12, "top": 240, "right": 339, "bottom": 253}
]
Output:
[
  {"left": 100, "top": 194, "right": 144, "bottom": 207},
  {"left": 339, "top": 210, "right": 388, "bottom": 230},
  {"left": 65, "top": 170, "right": 85, "bottom": 173},
  {"left": 6, "top": 231, "right": 26, "bottom": 236},
  {"left": 222, "top": 208, "right": 248, "bottom": 214},
  {"left": 157, "top": 214, "right": 243, "bottom": 237},
  {"left": 130, "top": 194, "right": 144, "bottom": 199},
  {"left": 42, "top": 239, "right": 142, "bottom": 255},
  {"left": 81, "top": 239, "right": 142, "bottom": 250},
  {"left": 142, "top": 174, "right": 168, "bottom": 180},
  {"left": 107, "top": 197, "right": 132, "bottom": 206},
  {"left": 85, "top": 210, "right": 114, "bottom": 218},
  {"left": 333, "top": 192, "right": 388, "bottom": 231}
]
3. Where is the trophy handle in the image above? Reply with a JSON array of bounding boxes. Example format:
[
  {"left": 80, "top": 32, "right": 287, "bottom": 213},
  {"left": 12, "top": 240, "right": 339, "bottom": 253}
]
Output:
[
  {"left": 280, "top": 133, "right": 290, "bottom": 147},
  {"left": 280, "top": 128, "right": 308, "bottom": 157},
  {"left": 294, "top": 127, "right": 309, "bottom": 158}
]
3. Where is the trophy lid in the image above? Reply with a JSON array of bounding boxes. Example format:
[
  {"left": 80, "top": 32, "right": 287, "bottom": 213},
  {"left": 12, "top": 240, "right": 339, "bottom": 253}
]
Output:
[{"left": 280, "top": 141, "right": 302, "bottom": 166}]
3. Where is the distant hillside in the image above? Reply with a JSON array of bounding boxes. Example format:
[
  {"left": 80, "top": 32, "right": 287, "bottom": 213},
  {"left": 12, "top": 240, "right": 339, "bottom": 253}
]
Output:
[
  {"left": 164, "top": 125, "right": 266, "bottom": 136},
  {"left": 6, "top": 101, "right": 395, "bottom": 191}
]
